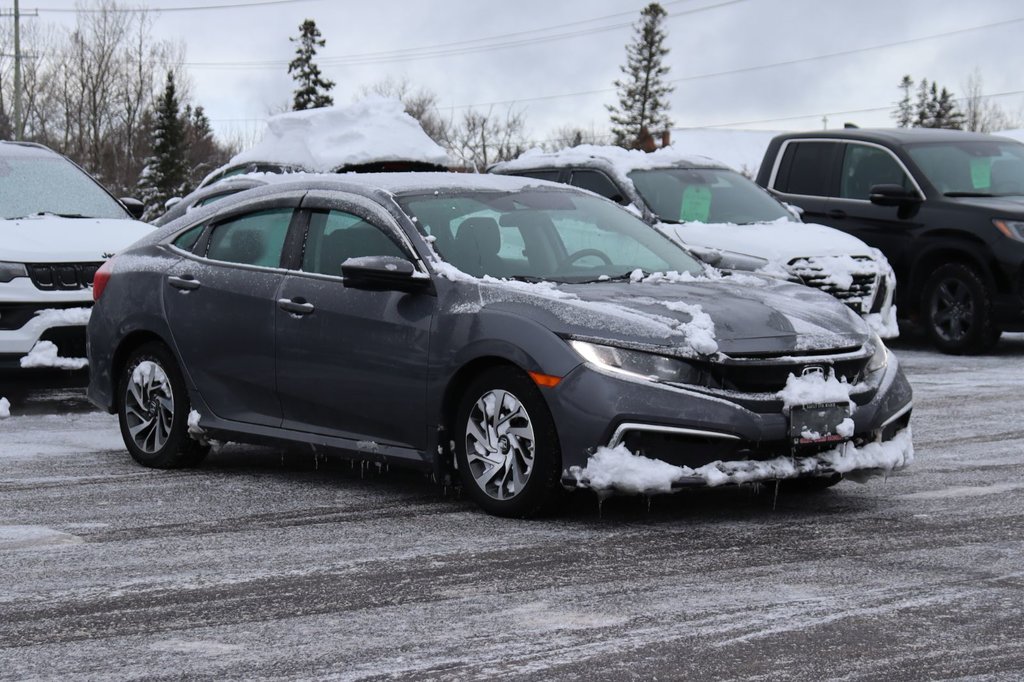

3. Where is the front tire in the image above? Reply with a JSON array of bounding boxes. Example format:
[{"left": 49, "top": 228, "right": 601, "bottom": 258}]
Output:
[
  {"left": 921, "top": 263, "right": 997, "bottom": 355},
  {"left": 454, "top": 366, "right": 563, "bottom": 518},
  {"left": 117, "top": 342, "right": 208, "bottom": 468}
]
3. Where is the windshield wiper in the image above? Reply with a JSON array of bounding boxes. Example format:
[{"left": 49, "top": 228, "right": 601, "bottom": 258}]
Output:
[
  {"left": 9, "top": 211, "right": 94, "bottom": 219},
  {"left": 573, "top": 270, "right": 643, "bottom": 284},
  {"left": 944, "top": 191, "right": 996, "bottom": 198}
]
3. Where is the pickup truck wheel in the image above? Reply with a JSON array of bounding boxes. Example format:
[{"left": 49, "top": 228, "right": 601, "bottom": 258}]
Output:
[{"left": 921, "top": 263, "right": 997, "bottom": 355}]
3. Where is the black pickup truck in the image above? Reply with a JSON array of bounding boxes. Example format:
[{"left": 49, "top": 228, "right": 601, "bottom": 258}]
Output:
[{"left": 756, "top": 128, "right": 1024, "bottom": 354}]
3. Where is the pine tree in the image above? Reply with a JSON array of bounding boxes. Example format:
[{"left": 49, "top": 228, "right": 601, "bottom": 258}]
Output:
[
  {"left": 932, "top": 86, "right": 964, "bottom": 129},
  {"left": 607, "top": 3, "right": 674, "bottom": 149},
  {"left": 137, "top": 72, "right": 189, "bottom": 221},
  {"left": 892, "top": 75, "right": 914, "bottom": 127},
  {"left": 913, "top": 79, "right": 933, "bottom": 127},
  {"left": 288, "top": 19, "right": 335, "bottom": 111}
]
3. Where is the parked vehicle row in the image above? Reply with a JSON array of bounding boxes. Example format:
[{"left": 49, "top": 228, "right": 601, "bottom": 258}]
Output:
[
  {"left": 757, "top": 128, "right": 1024, "bottom": 354},
  {"left": 490, "top": 146, "right": 899, "bottom": 338}
]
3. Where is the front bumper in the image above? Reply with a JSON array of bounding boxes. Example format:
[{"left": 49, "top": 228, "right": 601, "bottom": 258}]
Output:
[
  {"left": 543, "top": 351, "right": 913, "bottom": 492},
  {"left": 0, "top": 279, "right": 93, "bottom": 361}
]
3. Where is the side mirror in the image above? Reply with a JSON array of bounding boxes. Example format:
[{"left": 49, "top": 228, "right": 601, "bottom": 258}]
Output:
[
  {"left": 869, "top": 184, "right": 921, "bottom": 207},
  {"left": 120, "top": 197, "right": 145, "bottom": 220},
  {"left": 341, "top": 255, "right": 431, "bottom": 293},
  {"left": 164, "top": 196, "right": 182, "bottom": 210}
]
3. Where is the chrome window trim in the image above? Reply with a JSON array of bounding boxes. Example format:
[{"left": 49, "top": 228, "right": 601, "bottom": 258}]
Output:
[{"left": 769, "top": 138, "right": 925, "bottom": 201}]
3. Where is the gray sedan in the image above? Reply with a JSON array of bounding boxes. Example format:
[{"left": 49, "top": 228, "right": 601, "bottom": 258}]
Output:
[{"left": 86, "top": 174, "right": 913, "bottom": 517}]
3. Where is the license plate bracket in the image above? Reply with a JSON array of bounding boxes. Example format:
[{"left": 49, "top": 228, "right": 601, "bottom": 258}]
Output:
[{"left": 789, "top": 402, "right": 851, "bottom": 448}]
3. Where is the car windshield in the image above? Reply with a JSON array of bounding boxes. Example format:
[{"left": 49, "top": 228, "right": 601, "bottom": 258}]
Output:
[
  {"left": 628, "top": 167, "right": 792, "bottom": 224},
  {"left": 0, "top": 151, "right": 128, "bottom": 220},
  {"left": 906, "top": 139, "right": 1024, "bottom": 196},
  {"left": 399, "top": 188, "right": 705, "bottom": 283}
]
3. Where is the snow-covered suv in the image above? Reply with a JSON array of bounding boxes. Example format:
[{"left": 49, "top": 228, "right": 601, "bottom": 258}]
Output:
[
  {"left": 491, "top": 146, "right": 898, "bottom": 338},
  {"left": 0, "top": 141, "right": 152, "bottom": 369}
]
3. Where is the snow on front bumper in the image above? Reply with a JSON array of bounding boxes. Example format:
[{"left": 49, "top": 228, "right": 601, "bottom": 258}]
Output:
[{"left": 567, "top": 427, "right": 914, "bottom": 495}]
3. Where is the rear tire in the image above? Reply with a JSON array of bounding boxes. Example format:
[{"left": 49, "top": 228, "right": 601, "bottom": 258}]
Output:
[
  {"left": 921, "top": 263, "right": 997, "bottom": 355},
  {"left": 117, "top": 342, "right": 209, "bottom": 468},
  {"left": 454, "top": 366, "right": 563, "bottom": 518}
]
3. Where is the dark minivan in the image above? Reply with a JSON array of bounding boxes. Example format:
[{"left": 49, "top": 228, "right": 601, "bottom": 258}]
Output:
[{"left": 757, "top": 128, "right": 1024, "bottom": 353}]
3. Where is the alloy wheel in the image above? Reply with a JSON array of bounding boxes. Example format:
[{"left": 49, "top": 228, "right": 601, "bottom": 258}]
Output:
[
  {"left": 464, "top": 389, "right": 536, "bottom": 500},
  {"left": 124, "top": 360, "right": 175, "bottom": 454},
  {"left": 930, "top": 277, "right": 975, "bottom": 342}
]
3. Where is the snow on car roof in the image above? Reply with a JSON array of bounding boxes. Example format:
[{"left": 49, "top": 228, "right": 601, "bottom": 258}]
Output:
[
  {"left": 262, "top": 170, "right": 567, "bottom": 196},
  {"left": 492, "top": 144, "right": 729, "bottom": 175},
  {"left": 227, "top": 97, "right": 451, "bottom": 173}
]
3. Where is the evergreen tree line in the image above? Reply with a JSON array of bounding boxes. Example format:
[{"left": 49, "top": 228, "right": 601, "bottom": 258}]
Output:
[{"left": 892, "top": 72, "right": 1018, "bottom": 132}]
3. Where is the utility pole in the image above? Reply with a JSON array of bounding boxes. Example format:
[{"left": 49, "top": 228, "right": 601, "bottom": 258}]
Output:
[
  {"left": 2, "top": 0, "right": 37, "bottom": 140},
  {"left": 13, "top": 0, "right": 20, "bottom": 140}
]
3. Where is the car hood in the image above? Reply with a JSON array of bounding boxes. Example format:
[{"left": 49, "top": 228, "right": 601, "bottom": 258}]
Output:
[
  {"left": 666, "top": 218, "right": 875, "bottom": 262},
  {"left": 945, "top": 194, "right": 1024, "bottom": 214},
  {"left": 467, "top": 275, "right": 868, "bottom": 357},
  {"left": 0, "top": 215, "right": 153, "bottom": 263}
]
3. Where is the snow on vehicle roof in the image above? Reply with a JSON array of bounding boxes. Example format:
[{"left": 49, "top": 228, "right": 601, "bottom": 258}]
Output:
[
  {"left": 227, "top": 96, "right": 451, "bottom": 173},
  {"left": 253, "top": 170, "right": 566, "bottom": 196},
  {"left": 492, "top": 144, "right": 727, "bottom": 175}
]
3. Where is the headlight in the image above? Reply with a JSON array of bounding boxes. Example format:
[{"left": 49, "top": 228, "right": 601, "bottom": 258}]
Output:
[
  {"left": 865, "top": 333, "right": 888, "bottom": 377},
  {"left": 570, "top": 340, "right": 703, "bottom": 384},
  {"left": 0, "top": 262, "right": 28, "bottom": 283},
  {"left": 993, "top": 219, "right": 1024, "bottom": 241}
]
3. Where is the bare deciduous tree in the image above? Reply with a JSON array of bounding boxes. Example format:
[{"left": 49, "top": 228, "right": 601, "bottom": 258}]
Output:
[
  {"left": 441, "top": 106, "right": 528, "bottom": 171},
  {"left": 961, "top": 69, "right": 1020, "bottom": 133}
]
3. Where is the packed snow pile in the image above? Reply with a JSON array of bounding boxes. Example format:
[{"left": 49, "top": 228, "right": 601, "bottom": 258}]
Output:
[
  {"left": 228, "top": 96, "right": 450, "bottom": 172},
  {"left": 776, "top": 370, "right": 855, "bottom": 414},
  {"left": 0, "top": 397, "right": 10, "bottom": 419},
  {"left": 570, "top": 427, "right": 913, "bottom": 494},
  {"left": 27, "top": 307, "right": 92, "bottom": 328},
  {"left": 19, "top": 341, "right": 88, "bottom": 370}
]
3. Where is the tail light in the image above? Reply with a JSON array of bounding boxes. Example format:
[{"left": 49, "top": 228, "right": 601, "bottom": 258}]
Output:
[{"left": 92, "top": 259, "right": 115, "bottom": 301}]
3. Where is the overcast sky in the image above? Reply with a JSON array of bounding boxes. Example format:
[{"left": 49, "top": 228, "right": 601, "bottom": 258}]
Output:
[{"left": 31, "top": 0, "right": 1024, "bottom": 144}]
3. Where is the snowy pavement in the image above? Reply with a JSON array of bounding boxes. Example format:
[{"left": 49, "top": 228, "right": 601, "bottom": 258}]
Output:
[{"left": 2, "top": 338, "right": 1024, "bottom": 680}]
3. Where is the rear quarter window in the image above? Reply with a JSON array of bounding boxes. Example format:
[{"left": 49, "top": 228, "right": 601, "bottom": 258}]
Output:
[{"left": 774, "top": 141, "right": 841, "bottom": 197}]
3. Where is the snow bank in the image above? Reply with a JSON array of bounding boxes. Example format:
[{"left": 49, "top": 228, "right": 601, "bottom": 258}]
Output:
[
  {"left": 0, "top": 397, "right": 10, "bottom": 419},
  {"left": 19, "top": 341, "right": 88, "bottom": 370},
  {"left": 776, "top": 370, "right": 855, "bottom": 414},
  {"left": 570, "top": 427, "right": 913, "bottom": 494},
  {"left": 26, "top": 307, "right": 92, "bottom": 327},
  {"left": 229, "top": 96, "right": 450, "bottom": 172}
]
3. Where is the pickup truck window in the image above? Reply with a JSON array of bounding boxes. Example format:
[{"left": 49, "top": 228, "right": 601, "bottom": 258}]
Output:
[
  {"left": 907, "top": 140, "right": 1024, "bottom": 196},
  {"left": 774, "top": 141, "right": 837, "bottom": 197},
  {"left": 839, "top": 144, "right": 915, "bottom": 200}
]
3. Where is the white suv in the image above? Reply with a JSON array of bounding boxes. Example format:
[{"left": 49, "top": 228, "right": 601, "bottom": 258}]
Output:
[
  {"left": 491, "top": 145, "right": 899, "bottom": 338},
  {"left": 0, "top": 141, "right": 152, "bottom": 368}
]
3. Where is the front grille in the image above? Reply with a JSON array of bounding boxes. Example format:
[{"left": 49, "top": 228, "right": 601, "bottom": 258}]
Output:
[
  {"left": 788, "top": 256, "right": 878, "bottom": 313},
  {"left": 707, "top": 356, "right": 870, "bottom": 394},
  {"left": 26, "top": 262, "right": 102, "bottom": 291}
]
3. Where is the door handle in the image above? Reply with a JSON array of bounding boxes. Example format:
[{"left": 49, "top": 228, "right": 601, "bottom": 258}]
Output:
[
  {"left": 827, "top": 209, "right": 847, "bottom": 219},
  {"left": 277, "top": 298, "right": 315, "bottom": 315},
  {"left": 168, "top": 275, "right": 200, "bottom": 291}
]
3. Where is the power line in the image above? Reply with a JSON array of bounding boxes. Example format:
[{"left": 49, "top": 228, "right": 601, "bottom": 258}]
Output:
[
  {"left": 31, "top": 0, "right": 320, "bottom": 12},
  {"left": 180, "top": 0, "right": 753, "bottom": 69},
  {"left": 432, "top": 14, "right": 1024, "bottom": 112}
]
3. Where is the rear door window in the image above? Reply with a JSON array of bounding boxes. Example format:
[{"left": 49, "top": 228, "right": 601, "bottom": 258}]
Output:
[
  {"left": 774, "top": 141, "right": 840, "bottom": 197},
  {"left": 205, "top": 208, "right": 293, "bottom": 268}
]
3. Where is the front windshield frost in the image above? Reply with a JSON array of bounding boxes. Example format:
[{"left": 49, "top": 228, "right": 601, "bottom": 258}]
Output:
[
  {"left": 399, "top": 190, "right": 704, "bottom": 282},
  {"left": 0, "top": 154, "right": 127, "bottom": 220}
]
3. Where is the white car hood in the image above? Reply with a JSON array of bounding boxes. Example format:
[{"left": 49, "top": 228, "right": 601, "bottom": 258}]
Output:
[
  {"left": 668, "top": 218, "right": 875, "bottom": 262},
  {"left": 0, "top": 214, "right": 153, "bottom": 263}
]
